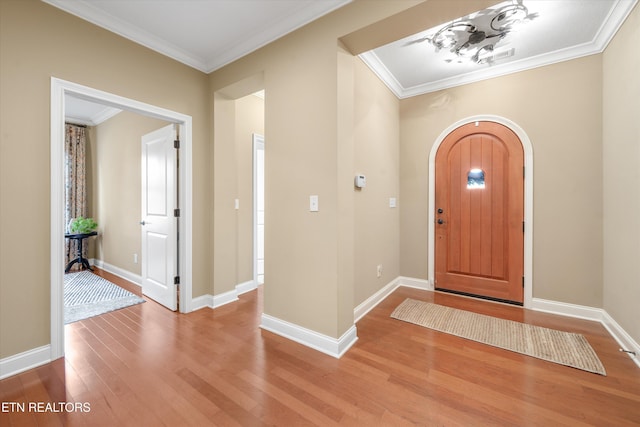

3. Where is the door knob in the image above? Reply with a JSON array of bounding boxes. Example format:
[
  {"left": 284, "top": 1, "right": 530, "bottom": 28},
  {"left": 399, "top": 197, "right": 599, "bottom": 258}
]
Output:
[
  {"left": 437, "top": 218, "right": 444, "bottom": 224},
  {"left": 437, "top": 208, "right": 444, "bottom": 214},
  {"left": 139, "top": 220, "right": 146, "bottom": 226}
]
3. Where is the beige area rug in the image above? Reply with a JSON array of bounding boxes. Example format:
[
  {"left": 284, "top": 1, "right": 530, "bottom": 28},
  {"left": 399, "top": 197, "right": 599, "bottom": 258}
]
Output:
[{"left": 391, "top": 298, "right": 606, "bottom": 375}]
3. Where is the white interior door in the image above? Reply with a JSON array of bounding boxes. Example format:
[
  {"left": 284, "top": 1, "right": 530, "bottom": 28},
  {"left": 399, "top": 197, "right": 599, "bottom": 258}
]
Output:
[
  {"left": 254, "top": 134, "right": 265, "bottom": 285},
  {"left": 141, "top": 124, "right": 178, "bottom": 310}
]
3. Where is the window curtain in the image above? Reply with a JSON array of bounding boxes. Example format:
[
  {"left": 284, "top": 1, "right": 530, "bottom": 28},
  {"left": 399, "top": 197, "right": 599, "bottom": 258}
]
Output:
[{"left": 64, "top": 124, "right": 87, "bottom": 269}]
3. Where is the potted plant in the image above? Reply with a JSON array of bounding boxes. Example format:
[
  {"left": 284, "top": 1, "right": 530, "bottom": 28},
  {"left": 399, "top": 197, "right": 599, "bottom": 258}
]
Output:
[{"left": 69, "top": 216, "right": 98, "bottom": 234}]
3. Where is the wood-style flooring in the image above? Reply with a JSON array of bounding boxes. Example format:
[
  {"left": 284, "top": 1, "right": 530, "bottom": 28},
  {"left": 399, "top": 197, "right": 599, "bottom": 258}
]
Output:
[{"left": 1, "top": 268, "right": 639, "bottom": 426}]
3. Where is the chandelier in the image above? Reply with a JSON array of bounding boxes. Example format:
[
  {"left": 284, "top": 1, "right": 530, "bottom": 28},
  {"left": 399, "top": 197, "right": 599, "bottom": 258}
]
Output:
[{"left": 409, "top": 0, "right": 537, "bottom": 65}]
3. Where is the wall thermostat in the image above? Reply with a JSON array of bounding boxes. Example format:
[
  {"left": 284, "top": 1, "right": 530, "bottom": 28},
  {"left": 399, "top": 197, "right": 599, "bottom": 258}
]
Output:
[{"left": 354, "top": 174, "right": 366, "bottom": 188}]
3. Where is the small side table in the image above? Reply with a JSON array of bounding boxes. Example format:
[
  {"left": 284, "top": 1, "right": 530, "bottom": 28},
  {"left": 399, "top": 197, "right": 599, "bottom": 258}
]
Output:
[{"left": 65, "top": 231, "right": 97, "bottom": 273}]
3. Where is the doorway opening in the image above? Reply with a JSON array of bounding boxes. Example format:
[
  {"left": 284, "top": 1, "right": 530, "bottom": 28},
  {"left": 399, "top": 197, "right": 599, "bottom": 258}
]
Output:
[
  {"left": 428, "top": 115, "right": 534, "bottom": 308},
  {"left": 63, "top": 110, "right": 175, "bottom": 321},
  {"left": 50, "top": 77, "right": 193, "bottom": 360},
  {"left": 213, "top": 76, "right": 264, "bottom": 303}
]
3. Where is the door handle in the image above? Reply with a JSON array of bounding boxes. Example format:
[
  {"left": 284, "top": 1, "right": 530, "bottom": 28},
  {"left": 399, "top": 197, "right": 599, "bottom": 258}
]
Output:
[
  {"left": 140, "top": 220, "right": 146, "bottom": 226},
  {"left": 437, "top": 218, "right": 445, "bottom": 225}
]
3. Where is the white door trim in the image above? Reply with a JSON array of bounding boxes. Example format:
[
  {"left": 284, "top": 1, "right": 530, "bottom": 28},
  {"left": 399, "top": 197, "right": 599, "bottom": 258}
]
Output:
[
  {"left": 427, "top": 115, "right": 534, "bottom": 308},
  {"left": 253, "top": 133, "right": 265, "bottom": 286},
  {"left": 50, "top": 77, "right": 193, "bottom": 360}
]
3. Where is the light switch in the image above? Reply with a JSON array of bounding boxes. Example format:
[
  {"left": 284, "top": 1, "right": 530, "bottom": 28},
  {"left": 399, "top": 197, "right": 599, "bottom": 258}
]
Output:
[
  {"left": 234, "top": 199, "right": 240, "bottom": 210},
  {"left": 310, "top": 195, "right": 319, "bottom": 212},
  {"left": 389, "top": 197, "right": 397, "bottom": 208}
]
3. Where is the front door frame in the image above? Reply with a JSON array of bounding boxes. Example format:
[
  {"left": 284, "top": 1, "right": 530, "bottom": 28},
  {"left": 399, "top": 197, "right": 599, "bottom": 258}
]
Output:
[
  {"left": 50, "top": 77, "right": 193, "bottom": 360},
  {"left": 428, "top": 115, "right": 534, "bottom": 308}
]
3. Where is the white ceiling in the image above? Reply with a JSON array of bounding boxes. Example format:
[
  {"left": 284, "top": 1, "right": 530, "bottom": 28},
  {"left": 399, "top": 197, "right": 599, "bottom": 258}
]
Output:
[
  {"left": 53, "top": 0, "right": 637, "bottom": 123},
  {"left": 65, "top": 96, "right": 122, "bottom": 126},
  {"left": 43, "top": 0, "right": 351, "bottom": 73}
]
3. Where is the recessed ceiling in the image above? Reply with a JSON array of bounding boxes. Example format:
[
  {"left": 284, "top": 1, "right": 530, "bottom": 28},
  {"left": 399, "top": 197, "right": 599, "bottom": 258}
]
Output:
[{"left": 361, "top": 0, "right": 637, "bottom": 98}]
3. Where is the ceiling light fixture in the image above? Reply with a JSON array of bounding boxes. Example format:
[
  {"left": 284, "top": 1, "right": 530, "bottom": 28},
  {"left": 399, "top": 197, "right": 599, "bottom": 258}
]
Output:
[{"left": 407, "top": 0, "right": 537, "bottom": 65}]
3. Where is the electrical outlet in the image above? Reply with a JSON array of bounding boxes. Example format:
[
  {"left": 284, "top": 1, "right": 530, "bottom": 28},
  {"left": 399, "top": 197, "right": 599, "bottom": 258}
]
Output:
[
  {"left": 377, "top": 264, "right": 383, "bottom": 278},
  {"left": 133, "top": 253, "right": 138, "bottom": 264}
]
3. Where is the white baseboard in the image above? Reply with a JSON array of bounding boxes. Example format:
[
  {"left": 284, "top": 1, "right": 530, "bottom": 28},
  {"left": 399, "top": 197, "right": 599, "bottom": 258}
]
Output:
[
  {"left": 260, "top": 314, "right": 358, "bottom": 358},
  {"left": 354, "top": 278, "right": 400, "bottom": 322},
  {"left": 236, "top": 280, "right": 258, "bottom": 296},
  {"left": 191, "top": 290, "right": 237, "bottom": 311},
  {"left": 191, "top": 294, "right": 215, "bottom": 311},
  {"left": 0, "top": 345, "right": 51, "bottom": 380},
  {"left": 92, "top": 264, "right": 256, "bottom": 311},
  {"left": 91, "top": 259, "right": 142, "bottom": 286},
  {"left": 532, "top": 297, "right": 640, "bottom": 369},
  {"left": 398, "top": 276, "right": 433, "bottom": 290},
  {"left": 531, "top": 298, "right": 604, "bottom": 322},
  {"left": 213, "top": 289, "right": 239, "bottom": 308},
  {"left": 191, "top": 280, "right": 258, "bottom": 311},
  {"left": 602, "top": 311, "right": 640, "bottom": 369},
  {"left": 353, "top": 276, "right": 432, "bottom": 322}
]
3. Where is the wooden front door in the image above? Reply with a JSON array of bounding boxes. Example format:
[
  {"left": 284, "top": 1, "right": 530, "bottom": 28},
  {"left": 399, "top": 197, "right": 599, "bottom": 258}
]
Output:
[{"left": 435, "top": 121, "right": 524, "bottom": 304}]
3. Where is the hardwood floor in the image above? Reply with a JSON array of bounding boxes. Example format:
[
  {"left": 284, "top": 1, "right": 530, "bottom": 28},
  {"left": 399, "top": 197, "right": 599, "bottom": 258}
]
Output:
[{"left": 2, "top": 269, "right": 640, "bottom": 426}]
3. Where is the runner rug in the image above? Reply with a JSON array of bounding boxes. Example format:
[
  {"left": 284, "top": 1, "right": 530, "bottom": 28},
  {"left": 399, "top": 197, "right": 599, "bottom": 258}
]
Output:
[
  {"left": 390, "top": 298, "right": 606, "bottom": 375},
  {"left": 64, "top": 270, "right": 144, "bottom": 324}
]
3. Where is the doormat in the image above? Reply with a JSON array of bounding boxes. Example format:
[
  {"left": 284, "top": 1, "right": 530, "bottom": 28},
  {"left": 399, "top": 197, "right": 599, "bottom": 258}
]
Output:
[
  {"left": 64, "top": 271, "right": 144, "bottom": 324},
  {"left": 391, "top": 298, "right": 606, "bottom": 375}
]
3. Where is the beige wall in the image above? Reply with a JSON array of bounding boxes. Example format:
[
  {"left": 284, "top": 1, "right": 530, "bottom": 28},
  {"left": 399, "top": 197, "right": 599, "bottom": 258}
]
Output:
[
  {"left": 212, "top": 93, "right": 239, "bottom": 295},
  {"left": 0, "top": 0, "right": 209, "bottom": 358},
  {"left": 354, "top": 59, "right": 400, "bottom": 306},
  {"left": 399, "top": 55, "right": 604, "bottom": 307},
  {"left": 603, "top": 4, "right": 640, "bottom": 344},
  {"left": 210, "top": 1, "right": 421, "bottom": 338},
  {"left": 91, "top": 111, "right": 171, "bottom": 276}
]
